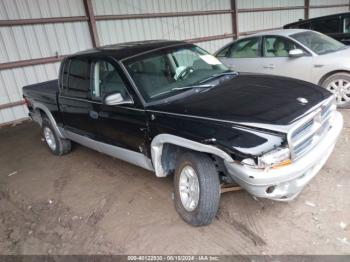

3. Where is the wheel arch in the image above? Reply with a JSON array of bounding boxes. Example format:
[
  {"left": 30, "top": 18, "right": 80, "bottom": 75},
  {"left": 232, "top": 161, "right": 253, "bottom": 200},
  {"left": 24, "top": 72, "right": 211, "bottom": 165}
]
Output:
[
  {"left": 318, "top": 70, "right": 350, "bottom": 86},
  {"left": 150, "top": 134, "right": 234, "bottom": 177},
  {"left": 33, "top": 102, "right": 65, "bottom": 138}
]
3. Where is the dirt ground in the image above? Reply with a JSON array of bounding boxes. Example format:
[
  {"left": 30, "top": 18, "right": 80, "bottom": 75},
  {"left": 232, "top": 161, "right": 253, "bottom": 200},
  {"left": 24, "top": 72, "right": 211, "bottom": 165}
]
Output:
[{"left": 0, "top": 110, "right": 349, "bottom": 255}]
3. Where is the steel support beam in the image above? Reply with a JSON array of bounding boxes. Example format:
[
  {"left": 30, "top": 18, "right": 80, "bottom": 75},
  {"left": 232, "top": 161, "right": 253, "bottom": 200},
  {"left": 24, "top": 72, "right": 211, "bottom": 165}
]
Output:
[
  {"left": 95, "top": 10, "right": 233, "bottom": 21},
  {"left": 305, "top": 0, "right": 310, "bottom": 20},
  {"left": 0, "top": 16, "right": 88, "bottom": 27},
  {"left": 238, "top": 6, "right": 305, "bottom": 13},
  {"left": 83, "top": 0, "right": 99, "bottom": 47},
  {"left": 310, "top": 4, "right": 349, "bottom": 9},
  {"left": 0, "top": 100, "right": 25, "bottom": 110},
  {"left": 231, "top": 0, "right": 239, "bottom": 39},
  {"left": 0, "top": 56, "right": 64, "bottom": 70}
]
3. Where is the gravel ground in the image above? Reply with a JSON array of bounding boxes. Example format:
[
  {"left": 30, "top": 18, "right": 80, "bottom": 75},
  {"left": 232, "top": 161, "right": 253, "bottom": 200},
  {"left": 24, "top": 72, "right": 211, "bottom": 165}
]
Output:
[{"left": 0, "top": 110, "right": 349, "bottom": 255}]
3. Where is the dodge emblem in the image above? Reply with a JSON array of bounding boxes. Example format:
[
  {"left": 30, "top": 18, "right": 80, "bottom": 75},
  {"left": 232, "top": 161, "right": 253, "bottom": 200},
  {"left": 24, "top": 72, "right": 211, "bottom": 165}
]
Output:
[{"left": 297, "top": 97, "right": 308, "bottom": 105}]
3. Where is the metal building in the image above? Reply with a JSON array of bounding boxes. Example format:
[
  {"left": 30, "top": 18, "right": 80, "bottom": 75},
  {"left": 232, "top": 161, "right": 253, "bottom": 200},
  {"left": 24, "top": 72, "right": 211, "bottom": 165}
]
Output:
[{"left": 0, "top": 0, "right": 349, "bottom": 125}]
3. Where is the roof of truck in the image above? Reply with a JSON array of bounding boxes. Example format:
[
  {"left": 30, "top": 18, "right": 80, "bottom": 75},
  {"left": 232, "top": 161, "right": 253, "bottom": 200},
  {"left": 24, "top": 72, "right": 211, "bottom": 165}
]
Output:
[{"left": 73, "top": 40, "right": 188, "bottom": 61}]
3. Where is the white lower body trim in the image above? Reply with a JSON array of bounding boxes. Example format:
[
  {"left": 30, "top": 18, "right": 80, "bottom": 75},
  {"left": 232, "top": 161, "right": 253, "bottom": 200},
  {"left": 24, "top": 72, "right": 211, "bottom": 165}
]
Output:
[{"left": 65, "top": 130, "right": 154, "bottom": 172}]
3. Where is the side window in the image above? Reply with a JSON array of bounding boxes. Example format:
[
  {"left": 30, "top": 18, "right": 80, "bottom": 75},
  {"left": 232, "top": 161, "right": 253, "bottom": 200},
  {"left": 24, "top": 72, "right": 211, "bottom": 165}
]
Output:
[
  {"left": 227, "top": 37, "right": 260, "bottom": 58},
  {"left": 343, "top": 17, "right": 350, "bottom": 33},
  {"left": 92, "top": 61, "right": 128, "bottom": 100},
  {"left": 67, "top": 58, "right": 91, "bottom": 99},
  {"left": 216, "top": 45, "right": 231, "bottom": 57},
  {"left": 311, "top": 18, "right": 340, "bottom": 34},
  {"left": 263, "top": 36, "right": 298, "bottom": 57}
]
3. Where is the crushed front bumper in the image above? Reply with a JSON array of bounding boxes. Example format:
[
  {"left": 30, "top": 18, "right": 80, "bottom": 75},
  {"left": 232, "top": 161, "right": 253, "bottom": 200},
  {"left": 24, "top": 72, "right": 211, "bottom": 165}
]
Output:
[{"left": 224, "top": 111, "right": 343, "bottom": 201}]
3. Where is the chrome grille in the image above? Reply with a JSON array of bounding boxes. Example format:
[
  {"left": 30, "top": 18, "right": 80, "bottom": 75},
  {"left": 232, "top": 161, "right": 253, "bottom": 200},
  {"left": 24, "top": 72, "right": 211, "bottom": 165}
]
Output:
[{"left": 289, "top": 97, "right": 335, "bottom": 160}]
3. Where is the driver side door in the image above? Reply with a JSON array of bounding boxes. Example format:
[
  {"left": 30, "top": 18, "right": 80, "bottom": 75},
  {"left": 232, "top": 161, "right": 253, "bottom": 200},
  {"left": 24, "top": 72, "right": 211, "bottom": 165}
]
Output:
[{"left": 91, "top": 59, "right": 148, "bottom": 153}]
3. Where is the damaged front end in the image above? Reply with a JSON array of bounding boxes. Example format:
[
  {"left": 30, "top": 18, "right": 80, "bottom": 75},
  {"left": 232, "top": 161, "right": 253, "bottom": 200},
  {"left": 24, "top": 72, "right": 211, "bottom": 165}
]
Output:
[{"left": 223, "top": 97, "right": 343, "bottom": 201}]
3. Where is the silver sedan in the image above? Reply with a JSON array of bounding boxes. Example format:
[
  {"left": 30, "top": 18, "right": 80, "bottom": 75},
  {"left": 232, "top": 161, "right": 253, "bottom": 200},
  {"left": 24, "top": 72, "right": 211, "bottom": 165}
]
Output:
[{"left": 215, "top": 29, "right": 350, "bottom": 108}]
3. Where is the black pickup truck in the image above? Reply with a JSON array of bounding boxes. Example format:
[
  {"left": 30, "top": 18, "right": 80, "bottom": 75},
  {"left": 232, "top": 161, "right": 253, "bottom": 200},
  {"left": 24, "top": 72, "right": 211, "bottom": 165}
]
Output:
[{"left": 23, "top": 40, "right": 343, "bottom": 226}]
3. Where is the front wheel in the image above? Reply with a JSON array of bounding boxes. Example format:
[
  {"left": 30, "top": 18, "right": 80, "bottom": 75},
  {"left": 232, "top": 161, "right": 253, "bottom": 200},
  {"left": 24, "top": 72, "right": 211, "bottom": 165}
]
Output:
[
  {"left": 174, "top": 152, "right": 220, "bottom": 226},
  {"left": 321, "top": 73, "right": 350, "bottom": 108}
]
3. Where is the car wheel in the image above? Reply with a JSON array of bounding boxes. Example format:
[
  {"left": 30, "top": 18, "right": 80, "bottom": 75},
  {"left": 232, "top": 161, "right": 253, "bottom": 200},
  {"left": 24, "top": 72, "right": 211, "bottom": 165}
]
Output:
[
  {"left": 321, "top": 73, "right": 350, "bottom": 108},
  {"left": 42, "top": 117, "right": 71, "bottom": 156},
  {"left": 174, "top": 152, "right": 220, "bottom": 226}
]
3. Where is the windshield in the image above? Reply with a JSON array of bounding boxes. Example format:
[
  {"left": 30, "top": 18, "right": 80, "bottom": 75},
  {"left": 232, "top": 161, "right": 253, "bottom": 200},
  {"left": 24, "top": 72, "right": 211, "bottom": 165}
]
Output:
[
  {"left": 291, "top": 31, "right": 345, "bottom": 55},
  {"left": 124, "top": 45, "right": 230, "bottom": 102}
]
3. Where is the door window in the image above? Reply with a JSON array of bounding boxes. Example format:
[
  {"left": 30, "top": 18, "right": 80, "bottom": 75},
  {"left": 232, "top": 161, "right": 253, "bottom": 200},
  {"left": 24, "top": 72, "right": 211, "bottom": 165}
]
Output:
[
  {"left": 66, "top": 58, "right": 91, "bottom": 99},
  {"left": 216, "top": 45, "right": 231, "bottom": 57},
  {"left": 227, "top": 37, "right": 260, "bottom": 58},
  {"left": 92, "top": 61, "right": 128, "bottom": 100},
  {"left": 343, "top": 17, "right": 350, "bottom": 33},
  {"left": 311, "top": 18, "right": 340, "bottom": 34},
  {"left": 263, "top": 36, "right": 298, "bottom": 57}
]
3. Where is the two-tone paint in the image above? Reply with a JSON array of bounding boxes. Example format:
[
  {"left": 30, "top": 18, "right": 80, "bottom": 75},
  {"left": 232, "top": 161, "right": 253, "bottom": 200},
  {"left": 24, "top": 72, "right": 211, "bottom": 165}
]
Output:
[{"left": 23, "top": 40, "right": 343, "bottom": 201}]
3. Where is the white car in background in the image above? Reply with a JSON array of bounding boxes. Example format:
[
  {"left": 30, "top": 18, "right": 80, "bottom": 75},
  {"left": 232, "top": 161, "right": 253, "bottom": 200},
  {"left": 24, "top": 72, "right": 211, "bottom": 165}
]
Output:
[{"left": 215, "top": 29, "right": 350, "bottom": 108}]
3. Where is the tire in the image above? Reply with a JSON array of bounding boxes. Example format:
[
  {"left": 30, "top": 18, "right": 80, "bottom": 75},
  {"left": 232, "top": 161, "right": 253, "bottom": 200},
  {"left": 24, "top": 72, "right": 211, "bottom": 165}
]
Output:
[
  {"left": 42, "top": 117, "right": 71, "bottom": 156},
  {"left": 321, "top": 73, "right": 350, "bottom": 108},
  {"left": 174, "top": 152, "right": 220, "bottom": 226}
]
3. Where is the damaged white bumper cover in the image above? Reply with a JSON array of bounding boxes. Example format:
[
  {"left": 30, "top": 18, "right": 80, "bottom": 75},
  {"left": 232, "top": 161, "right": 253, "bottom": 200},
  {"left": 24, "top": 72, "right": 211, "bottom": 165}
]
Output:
[{"left": 224, "top": 111, "right": 344, "bottom": 201}]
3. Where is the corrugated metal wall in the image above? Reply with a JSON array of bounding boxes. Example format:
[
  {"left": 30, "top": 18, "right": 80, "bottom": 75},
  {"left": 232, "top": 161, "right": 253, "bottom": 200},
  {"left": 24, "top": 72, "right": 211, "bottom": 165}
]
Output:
[
  {"left": 0, "top": 0, "right": 92, "bottom": 124},
  {"left": 237, "top": 0, "right": 305, "bottom": 32},
  {"left": 93, "top": 0, "right": 232, "bottom": 52},
  {"left": 0, "top": 0, "right": 349, "bottom": 125},
  {"left": 310, "top": 0, "right": 349, "bottom": 18}
]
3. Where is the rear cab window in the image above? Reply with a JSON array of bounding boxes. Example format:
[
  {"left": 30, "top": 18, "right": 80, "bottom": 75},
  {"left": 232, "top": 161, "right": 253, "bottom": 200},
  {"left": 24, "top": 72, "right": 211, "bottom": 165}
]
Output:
[{"left": 62, "top": 58, "right": 91, "bottom": 99}]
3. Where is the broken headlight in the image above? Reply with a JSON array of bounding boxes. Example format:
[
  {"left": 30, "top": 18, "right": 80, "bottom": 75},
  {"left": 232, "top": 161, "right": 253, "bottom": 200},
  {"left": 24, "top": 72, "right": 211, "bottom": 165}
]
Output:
[{"left": 242, "top": 147, "right": 291, "bottom": 169}]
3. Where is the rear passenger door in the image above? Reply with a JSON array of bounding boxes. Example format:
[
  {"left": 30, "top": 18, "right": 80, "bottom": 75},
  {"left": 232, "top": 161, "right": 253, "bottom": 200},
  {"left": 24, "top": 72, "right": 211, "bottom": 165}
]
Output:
[
  {"left": 91, "top": 59, "right": 148, "bottom": 153},
  {"left": 59, "top": 57, "right": 97, "bottom": 138}
]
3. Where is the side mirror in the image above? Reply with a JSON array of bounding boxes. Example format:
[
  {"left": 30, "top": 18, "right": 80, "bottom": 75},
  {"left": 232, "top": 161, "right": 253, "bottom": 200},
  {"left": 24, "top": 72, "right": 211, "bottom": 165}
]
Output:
[
  {"left": 289, "top": 49, "right": 304, "bottom": 58},
  {"left": 104, "top": 92, "right": 133, "bottom": 106}
]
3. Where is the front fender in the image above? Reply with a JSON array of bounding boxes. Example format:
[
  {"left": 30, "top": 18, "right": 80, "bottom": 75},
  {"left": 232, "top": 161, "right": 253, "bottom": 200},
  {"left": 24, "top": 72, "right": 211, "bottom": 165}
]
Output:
[{"left": 150, "top": 134, "right": 234, "bottom": 177}]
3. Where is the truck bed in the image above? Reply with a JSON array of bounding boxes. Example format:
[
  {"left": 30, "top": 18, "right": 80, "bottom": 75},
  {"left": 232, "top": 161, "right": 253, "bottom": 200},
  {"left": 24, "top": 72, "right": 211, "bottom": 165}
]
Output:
[{"left": 23, "top": 79, "right": 61, "bottom": 124}]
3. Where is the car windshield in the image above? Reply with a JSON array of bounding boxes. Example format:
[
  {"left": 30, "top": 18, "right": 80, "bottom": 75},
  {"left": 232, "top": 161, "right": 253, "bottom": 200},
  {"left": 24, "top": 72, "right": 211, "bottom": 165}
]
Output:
[
  {"left": 291, "top": 31, "right": 345, "bottom": 55},
  {"left": 124, "top": 45, "right": 231, "bottom": 102}
]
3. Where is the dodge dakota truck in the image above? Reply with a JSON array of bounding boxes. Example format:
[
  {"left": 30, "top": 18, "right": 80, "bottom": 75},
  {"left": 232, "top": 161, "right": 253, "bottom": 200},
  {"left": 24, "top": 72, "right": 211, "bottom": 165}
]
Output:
[{"left": 23, "top": 40, "right": 343, "bottom": 226}]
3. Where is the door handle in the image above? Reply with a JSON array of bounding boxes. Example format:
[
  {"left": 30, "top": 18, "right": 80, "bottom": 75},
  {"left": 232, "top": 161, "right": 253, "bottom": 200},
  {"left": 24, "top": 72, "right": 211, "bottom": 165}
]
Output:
[
  {"left": 263, "top": 64, "right": 276, "bottom": 69},
  {"left": 98, "top": 111, "right": 109, "bottom": 118},
  {"left": 89, "top": 110, "right": 99, "bottom": 119}
]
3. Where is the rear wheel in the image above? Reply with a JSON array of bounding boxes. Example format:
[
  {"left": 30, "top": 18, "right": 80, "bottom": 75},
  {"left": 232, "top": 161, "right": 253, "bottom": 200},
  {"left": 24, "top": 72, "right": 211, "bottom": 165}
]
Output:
[
  {"left": 174, "top": 152, "right": 220, "bottom": 226},
  {"left": 321, "top": 73, "right": 350, "bottom": 108},
  {"left": 42, "top": 118, "right": 71, "bottom": 156}
]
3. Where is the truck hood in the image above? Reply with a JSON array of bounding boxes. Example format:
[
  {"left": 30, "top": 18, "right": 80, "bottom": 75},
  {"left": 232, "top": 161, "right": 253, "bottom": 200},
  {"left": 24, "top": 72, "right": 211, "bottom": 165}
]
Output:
[{"left": 147, "top": 74, "right": 331, "bottom": 126}]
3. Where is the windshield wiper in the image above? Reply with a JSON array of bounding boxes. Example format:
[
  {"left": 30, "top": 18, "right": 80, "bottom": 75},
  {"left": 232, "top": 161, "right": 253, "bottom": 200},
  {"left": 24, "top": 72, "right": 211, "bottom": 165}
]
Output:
[
  {"left": 171, "top": 84, "right": 214, "bottom": 91},
  {"left": 198, "top": 71, "right": 238, "bottom": 84}
]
